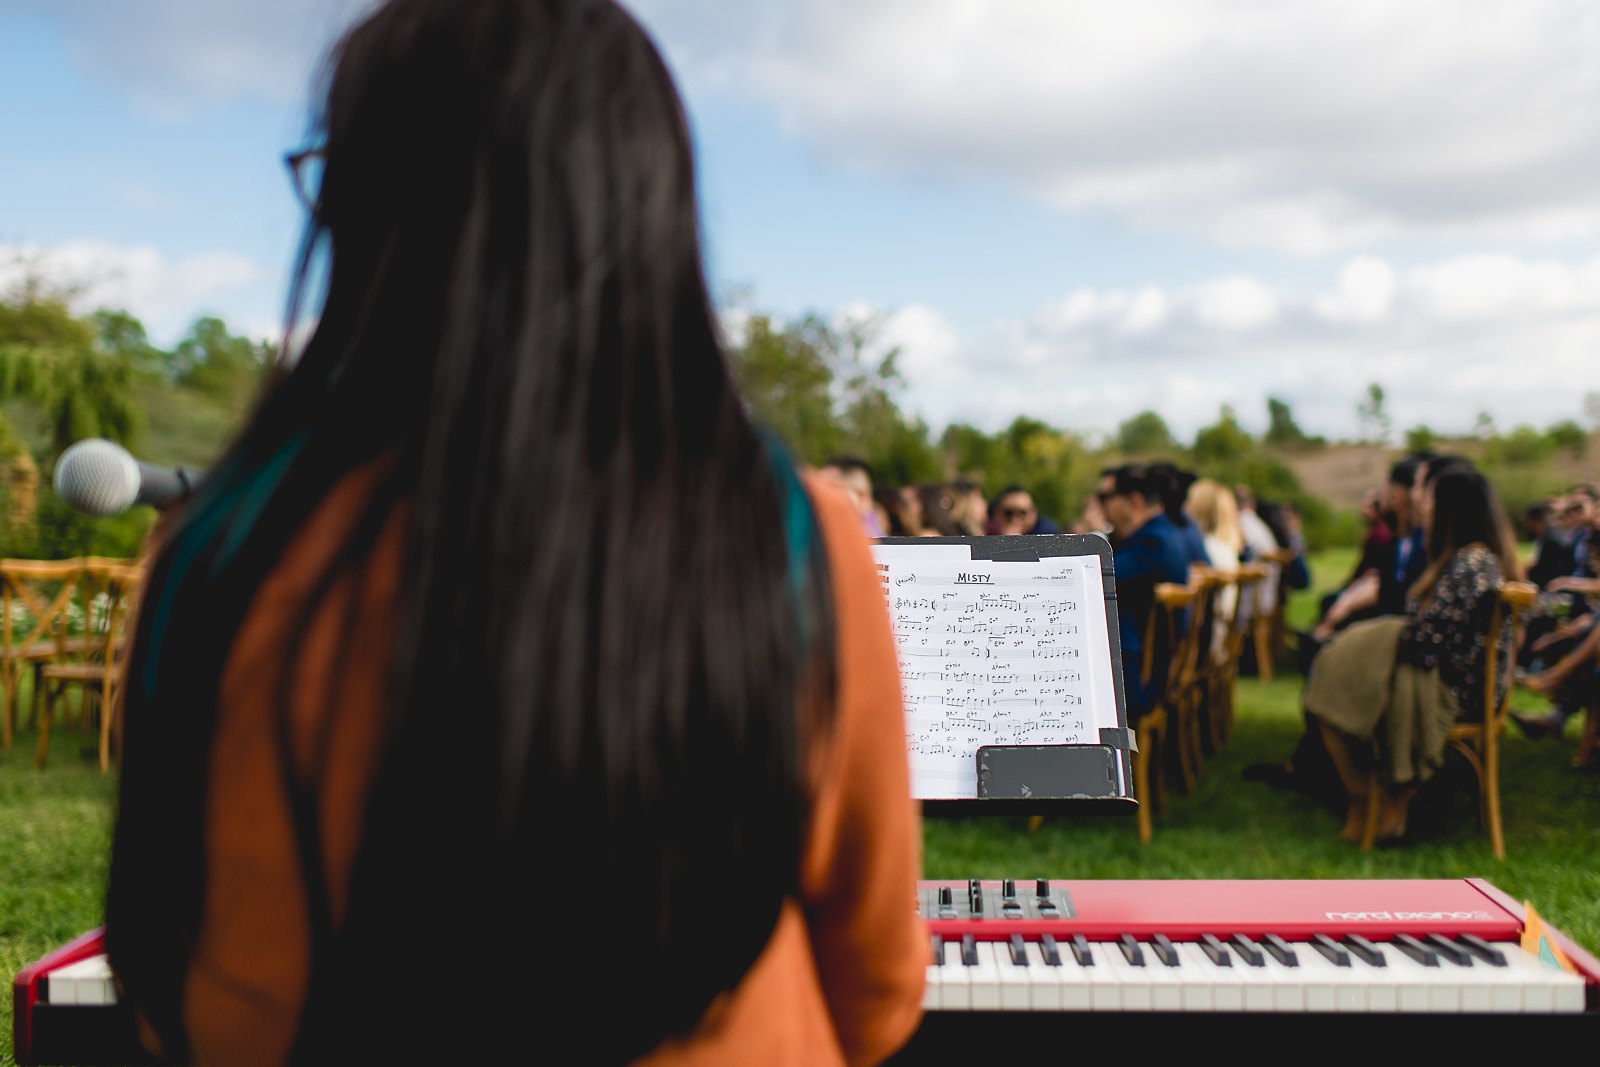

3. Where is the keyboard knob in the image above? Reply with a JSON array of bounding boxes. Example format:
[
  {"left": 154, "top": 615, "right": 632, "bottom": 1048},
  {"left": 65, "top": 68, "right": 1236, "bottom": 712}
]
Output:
[
  {"left": 1002, "top": 879, "right": 1017, "bottom": 900},
  {"left": 938, "top": 886, "right": 954, "bottom": 907},
  {"left": 1036, "top": 879, "right": 1051, "bottom": 899}
]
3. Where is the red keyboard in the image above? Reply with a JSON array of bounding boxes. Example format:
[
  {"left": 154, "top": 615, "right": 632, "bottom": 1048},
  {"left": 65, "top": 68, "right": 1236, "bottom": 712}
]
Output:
[{"left": 15, "top": 878, "right": 1600, "bottom": 1064}]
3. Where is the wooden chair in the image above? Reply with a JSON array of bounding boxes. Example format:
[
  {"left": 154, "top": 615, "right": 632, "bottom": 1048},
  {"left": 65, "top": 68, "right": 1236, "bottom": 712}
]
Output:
[
  {"left": 1248, "top": 547, "right": 1296, "bottom": 682},
  {"left": 1125, "top": 582, "right": 1198, "bottom": 843},
  {"left": 1209, "top": 565, "right": 1267, "bottom": 750},
  {"left": 1360, "top": 580, "right": 1537, "bottom": 858},
  {"left": 1153, "top": 580, "right": 1209, "bottom": 797},
  {"left": 0, "top": 558, "right": 89, "bottom": 749},
  {"left": 36, "top": 563, "right": 143, "bottom": 772}
]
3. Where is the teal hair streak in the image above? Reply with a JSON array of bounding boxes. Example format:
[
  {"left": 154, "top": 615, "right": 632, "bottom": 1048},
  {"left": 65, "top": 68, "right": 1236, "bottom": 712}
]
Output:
[
  {"left": 135, "top": 433, "right": 308, "bottom": 699},
  {"left": 758, "top": 428, "right": 816, "bottom": 650}
]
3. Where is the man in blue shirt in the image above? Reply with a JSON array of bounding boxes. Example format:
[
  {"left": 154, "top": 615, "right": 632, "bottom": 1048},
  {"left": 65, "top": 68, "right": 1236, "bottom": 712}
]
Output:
[{"left": 1099, "top": 464, "right": 1192, "bottom": 722}]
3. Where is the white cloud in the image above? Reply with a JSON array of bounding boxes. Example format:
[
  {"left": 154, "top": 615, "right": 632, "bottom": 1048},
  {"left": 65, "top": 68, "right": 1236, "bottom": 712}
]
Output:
[
  {"left": 637, "top": 0, "right": 1600, "bottom": 253},
  {"left": 0, "top": 241, "right": 272, "bottom": 346},
  {"left": 844, "top": 251, "right": 1600, "bottom": 442},
  {"left": 23, "top": 0, "right": 375, "bottom": 114}
]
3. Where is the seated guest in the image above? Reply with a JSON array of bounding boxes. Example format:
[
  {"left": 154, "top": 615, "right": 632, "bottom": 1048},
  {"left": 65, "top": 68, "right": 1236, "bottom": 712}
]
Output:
[
  {"left": 1306, "top": 463, "right": 1522, "bottom": 843},
  {"left": 948, "top": 479, "right": 988, "bottom": 535},
  {"left": 1515, "top": 483, "right": 1598, "bottom": 741},
  {"left": 1098, "top": 464, "right": 1192, "bottom": 721},
  {"left": 1150, "top": 461, "right": 1211, "bottom": 567},
  {"left": 1185, "top": 477, "right": 1243, "bottom": 661},
  {"left": 990, "top": 485, "right": 1063, "bottom": 535},
  {"left": 819, "top": 454, "right": 885, "bottom": 538},
  {"left": 917, "top": 483, "right": 964, "bottom": 536}
]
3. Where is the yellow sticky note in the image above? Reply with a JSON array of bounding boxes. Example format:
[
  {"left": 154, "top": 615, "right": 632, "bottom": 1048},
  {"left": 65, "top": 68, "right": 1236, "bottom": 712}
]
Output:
[{"left": 1522, "top": 901, "right": 1577, "bottom": 974}]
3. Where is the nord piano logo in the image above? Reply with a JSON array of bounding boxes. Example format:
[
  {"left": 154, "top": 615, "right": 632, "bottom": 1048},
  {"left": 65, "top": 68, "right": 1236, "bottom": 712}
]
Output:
[{"left": 1324, "top": 911, "right": 1496, "bottom": 922}]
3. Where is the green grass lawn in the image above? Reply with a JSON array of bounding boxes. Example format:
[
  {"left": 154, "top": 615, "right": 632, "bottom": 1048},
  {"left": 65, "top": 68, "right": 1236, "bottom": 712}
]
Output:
[{"left": 3, "top": 561, "right": 1598, "bottom": 1062}]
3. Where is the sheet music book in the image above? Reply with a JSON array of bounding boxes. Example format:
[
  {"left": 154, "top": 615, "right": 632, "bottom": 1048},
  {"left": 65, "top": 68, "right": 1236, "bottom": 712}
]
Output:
[{"left": 872, "top": 534, "right": 1133, "bottom": 811}]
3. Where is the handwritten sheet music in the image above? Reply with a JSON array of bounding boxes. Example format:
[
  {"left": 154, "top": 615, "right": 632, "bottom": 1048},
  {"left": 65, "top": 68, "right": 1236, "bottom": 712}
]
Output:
[{"left": 871, "top": 543, "right": 1123, "bottom": 799}]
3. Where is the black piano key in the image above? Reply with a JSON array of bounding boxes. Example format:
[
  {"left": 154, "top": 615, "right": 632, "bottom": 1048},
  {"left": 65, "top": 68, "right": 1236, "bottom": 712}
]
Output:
[
  {"left": 1198, "top": 933, "right": 1232, "bottom": 967},
  {"left": 1311, "top": 933, "right": 1351, "bottom": 967},
  {"left": 1343, "top": 934, "right": 1386, "bottom": 968},
  {"left": 1150, "top": 934, "right": 1181, "bottom": 967},
  {"left": 1391, "top": 934, "right": 1439, "bottom": 967},
  {"left": 1229, "top": 934, "right": 1266, "bottom": 967},
  {"left": 1069, "top": 934, "right": 1094, "bottom": 966},
  {"left": 930, "top": 935, "right": 945, "bottom": 966},
  {"left": 1261, "top": 934, "right": 1298, "bottom": 967},
  {"left": 1118, "top": 933, "right": 1145, "bottom": 966},
  {"left": 1457, "top": 934, "right": 1508, "bottom": 967},
  {"left": 1008, "top": 934, "right": 1029, "bottom": 966},
  {"left": 1038, "top": 933, "right": 1062, "bottom": 966},
  {"left": 960, "top": 933, "right": 979, "bottom": 967},
  {"left": 1422, "top": 934, "right": 1473, "bottom": 967}
]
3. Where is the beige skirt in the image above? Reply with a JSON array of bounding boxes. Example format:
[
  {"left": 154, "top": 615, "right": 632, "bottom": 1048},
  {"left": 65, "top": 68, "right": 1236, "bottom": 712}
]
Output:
[{"left": 1303, "top": 615, "right": 1458, "bottom": 786}]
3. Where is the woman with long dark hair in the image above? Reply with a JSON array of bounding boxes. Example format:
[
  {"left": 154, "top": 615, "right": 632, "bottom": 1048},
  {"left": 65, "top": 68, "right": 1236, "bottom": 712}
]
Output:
[
  {"left": 104, "top": 2, "right": 925, "bottom": 1063},
  {"left": 1307, "top": 462, "right": 1522, "bottom": 843}
]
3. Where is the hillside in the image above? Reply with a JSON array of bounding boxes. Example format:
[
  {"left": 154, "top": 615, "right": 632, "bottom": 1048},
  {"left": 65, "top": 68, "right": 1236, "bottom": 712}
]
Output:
[{"left": 1277, "top": 436, "right": 1597, "bottom": 511}]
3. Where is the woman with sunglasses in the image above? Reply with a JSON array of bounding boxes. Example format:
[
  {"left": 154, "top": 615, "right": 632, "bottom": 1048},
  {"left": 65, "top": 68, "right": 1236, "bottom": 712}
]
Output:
[{"left": 103, "top": 2, "right": 926, "bottom": 1063}]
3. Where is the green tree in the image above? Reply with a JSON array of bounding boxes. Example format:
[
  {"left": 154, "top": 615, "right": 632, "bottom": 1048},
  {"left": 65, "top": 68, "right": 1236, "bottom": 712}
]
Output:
[
  {"left": 0, "top": 281, "right": 141, "bottom": 453},
  {"left": 1192, "top": 404, "right": 1254, "bottom": 467},
  {"left": 1546, "top": 419, "right": 1587, "bottom": 457},
  {"left": 1115, "top": 410, "right": 1176, "bottom": 454},
  {"left": 173, "top": 316, "right": 272, "bottom": 414},
  {"left": 1404, "top": 425, "right": 1437, "bottom": 453},
  {"left": 1264, "top": 396, "right": 1311, "bottom": 448},
  {"left": 1355, "top": 382, "right": 1390, "bottom": 445}
]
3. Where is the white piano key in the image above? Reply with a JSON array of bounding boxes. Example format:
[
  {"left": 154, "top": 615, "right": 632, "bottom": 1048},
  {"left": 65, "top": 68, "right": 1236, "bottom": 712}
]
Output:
[
  {"left": 1097, "top": 940, "right": 1154, "bottom": 1011},
  {"left": 1082, "top": 943, "right": 1124, "bottom": 1012},
  {"left": 922, "top": 939, "right": 945, "bottom": 1011},
  {"left": 966, "top": 941, "right": 1003, "bottom": 1011},
  {"left": 936, "top": 939, "right": 969, "bottom": 1010},
  {"left": 1178, "top": 943, "right": 1240, "bottom": 1012},
  {"left": 992, "top": 939, "right": 1033, "bottom": 1012},
  {"left": 1369, "top": 942, "right": 1436, "bottom": 1013},
  {"left": 1498, "top": 945, "right": 1589, "bottom": 1013},
  {"left": 1051, "top": 939, "right": 1096, "bottom": 1011},
  {"left": 1225, "top": 943, "right": 1282, "bottom": 1012},
  {"left": 1022, "top": 942, "right": 1065, "bottom": 1011},
  {"left": 46, "top": 955, "right": 115, "bottom": 1006}
]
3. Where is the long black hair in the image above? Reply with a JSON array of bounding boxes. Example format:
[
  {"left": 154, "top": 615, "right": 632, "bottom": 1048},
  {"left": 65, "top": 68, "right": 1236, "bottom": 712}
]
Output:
[
  {"left": 1414, "top": 463, "right": 1521, "bottom": 601},
  {"left": 106, "top": 1, "right": 837, "bottom": 1061}
]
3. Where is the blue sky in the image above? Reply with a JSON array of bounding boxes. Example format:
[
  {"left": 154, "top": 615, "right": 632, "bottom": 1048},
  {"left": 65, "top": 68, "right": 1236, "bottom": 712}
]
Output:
[{"left": 3, "top": 0, "right": 1598, "bottom": 444}]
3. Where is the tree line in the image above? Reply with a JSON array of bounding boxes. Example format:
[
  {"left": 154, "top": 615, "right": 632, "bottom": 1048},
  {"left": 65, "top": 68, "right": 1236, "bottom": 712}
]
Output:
[{"left": 0, "top": 278, "right": 1589, "bottom": 560}]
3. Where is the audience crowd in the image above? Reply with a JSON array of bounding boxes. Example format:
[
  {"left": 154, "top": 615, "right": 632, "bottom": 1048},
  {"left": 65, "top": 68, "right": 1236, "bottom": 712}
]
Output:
[{"left": 837, "top": 443, "right": 1598, "bottom": 846}]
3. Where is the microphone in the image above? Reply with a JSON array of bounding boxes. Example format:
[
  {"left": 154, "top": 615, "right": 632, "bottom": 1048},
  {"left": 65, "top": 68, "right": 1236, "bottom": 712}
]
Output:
[{"left": 53, "top": 439, "right": 204, "bottom": 517}]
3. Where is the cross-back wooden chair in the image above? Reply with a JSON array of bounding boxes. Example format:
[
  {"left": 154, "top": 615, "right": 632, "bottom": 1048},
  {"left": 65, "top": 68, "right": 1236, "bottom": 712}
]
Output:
[
  {"left": 0, "top": 558, "right": 89, "bottom": 749},
  {"left": 1123, "top": 581, "right": 1199, "bottom": 844},
  {"left": 35, "top": 562, "right": 143, "bottom": 772},
  {"left": 1360, "top": 579, "right": 1537, "bottom": 858},
  {"left": 1153, "top": 579, "right": 1210, "bottom": 797},
  {"left": 1209, "top": 564, "right": 1267, "bottom": 750}
]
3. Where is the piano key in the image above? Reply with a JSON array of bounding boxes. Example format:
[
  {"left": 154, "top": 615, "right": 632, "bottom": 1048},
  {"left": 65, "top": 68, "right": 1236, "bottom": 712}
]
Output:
[
  {"left": 1424, "top": 933, "right": 1473, "bottom": 968},
  {"left": 45, "top": 955, "right": 115, "bottom": 1006},
  {"left": 1177, "top": 942, "right": 1237, "bottom": 1011},
  {"left": 1022, "top": 941, "right": 1066, "bottom": 1011},
  {"left": 935, "top": 938, "right": 969, "bottom": 1010},
  {"left": 1197, "top": 934, "right": 1232, "bottom": 968},
  {"left": 1456, "top": 933, "right": 1506, "bottom": 967},
  {"left": 1229, "top": 934, "right": 1266, "bottom": 968},
  {"left": 1094, "top": 941, "right": 1154, "bottom": 1011},
  {"left": 1050, "top": 938, "right": 1097, "bottom": 1011},
  {"left": 992, "top": 939, "right": 1034, "bottom": 1011},
  {"left": 1342, "top": 934, "right": 1387, "bottom": 968},
  {"left": 1149, "top": 934, "right": 1181, "bottom": 967},
  {"left": 1310, "top": 933, "right": 1351, "bottom": 968},
  {"left": 1117, "top": 933, "right": 1145, "bottom": 966},
  {"left": 1379, "top": 940, "right": 1457, "bottom": 1012},
  {"left": 965, "top": 940, "right": 1003, "bottom": 1011},
  {"left": 1390, "top": 934, "right": 1440, "bottom": 969},
  {"left": 1037, "top": 933, "right": 1062, "bottom": 966},
  {"left": 1067, "top": 934, "right": 1094, "bottom": 967},
  {"left": 924, "top": 936, "right": 945, "bottom": 1011},
  {"left": 1260, "top": 933, "right": 1298, "bottom": 967}
]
